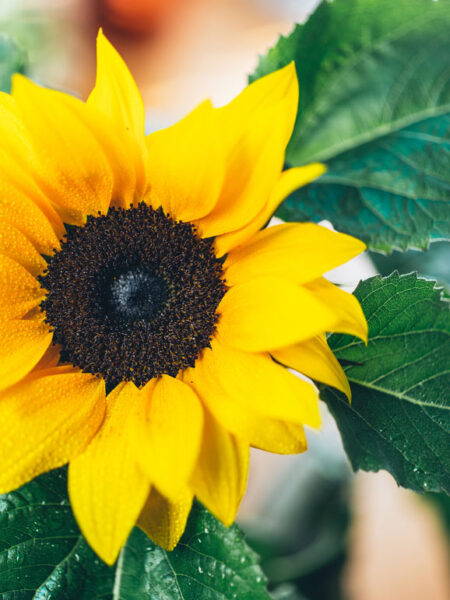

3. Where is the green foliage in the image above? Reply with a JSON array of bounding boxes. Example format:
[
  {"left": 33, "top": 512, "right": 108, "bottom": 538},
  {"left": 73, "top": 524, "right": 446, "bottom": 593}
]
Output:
[
  {"left": 370, "top": 242, "right": 450, "bottom": 290},
  {"left": 271, "top": 585, "right": 309, "bottom": 600},
  {"left": 244, "top": 432, "right": 352, "bottom": 600},
  {"left": 0, "top": 34, "right": 26, "bottom": 92},
  {"left": 0, "top": 468, "right": 270, "bottom": 599},
  {"left": 424, "top": 491, "right": 450, "bottom": 533},
  {"left": 0, "top": 1, "right": 448, "bottom": 595},
  {"left": 251, "top": 0, "right": 450, "bottom": 252},
  {"left": 321, "top": 272, "right": 450, "bottom": 494}
]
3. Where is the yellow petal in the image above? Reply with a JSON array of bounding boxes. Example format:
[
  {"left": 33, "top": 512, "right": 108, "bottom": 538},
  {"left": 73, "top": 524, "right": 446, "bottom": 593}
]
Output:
[
  {"left": 69, "top": 382, "right": 150, "bottom": 565},
  {"left": 138, "top": 487, "right": 193, "bottom": 551},
  {"left": 0, "top": 319, "right": 53, "bottom": 391},
  {"left": 184, "top": 339, "right": 320, "bottom": 430},
  {"left": 225, "top": 223, "right": 366, "bottom": 286},
  {"left": 0, "top": 189, "right": 62, "bottom": 257},
  {"left": 146, "top": 101, "right": 224, "bottom": 221},
  {"left": 191, "top": 410, "right": 249, "bottom": 525},
  {"left": 218, "top": 276, "right": 338, "bottom": 352},
  {"left": 214, "top": 163, "right": 326, "bottom": 256},
  {"left": 222, "top": 408, "right": 308, "bottom": 455},
  {"left": 0, "top": 369, "right": 105, "bottom": 493},
  {"left": 0, "top": 221, "right": 47, "bottom": 276},
  {"left": 0, "top": 93, "right": 64, "bottom": 252},
  {"left": 196, "top": 63, "right": 298, "bottom": 238},
  {"left": 88, "top": 31, "right": 148, "bottom": 206},
  {"left": 12, "top": 75, "right": 114, "bottom": 224},
  {"left": 306, "top": 278, "right": 368, "bottom": 342},
  {"left": 32, "top": 344, "right": 62, "bottom": 372},
  {"left": 273, "top": 335, "right": 351, "bottom": 400},
  {"left": 0, "top": 255, "right": 44, "bottom": 320},
  {"left": 88, "top": 30, "right": 145, "bottom": 144},
  {"left": 185, "top": 369, "right": 308, "bottom": 454},
  {"left": 133, "top": 375, "right": 203, "bottom": 501},
  {"left": 249, "top": 418, "right": 308, "bottom": 454}
]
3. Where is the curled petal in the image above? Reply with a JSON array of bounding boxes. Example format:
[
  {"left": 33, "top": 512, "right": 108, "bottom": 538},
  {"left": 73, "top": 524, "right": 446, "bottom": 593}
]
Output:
[
  {"left": 305, "top": 278, "right": 368, "bottom": 342},
  {"left": 273, "top": 335, "right": 351, "bottom": 400},
  {"left": 214, "top": 163, "right": 326, "bottom": 255},
  {"left": 184, "top": 339, "right": 320, "bottom": 431},
  {"left": 197, "top": 64, "right": 299, "bottom": 238},
  {"left": 218, "top": 276, "right": 337, "bottom": 352}
]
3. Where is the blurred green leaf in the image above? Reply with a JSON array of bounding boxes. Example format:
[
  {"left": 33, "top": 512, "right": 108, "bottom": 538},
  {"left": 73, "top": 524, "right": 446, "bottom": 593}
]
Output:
[
  {"left": 0, "top": 468, "right": 271, "bottom": 599},
  {"left": 424, "top": 491, "right": 450, "bottom": 533},
  {"left": 0, "top": 34, "right": 26, "bottom": 92},
  {"left": 370, "top": 242, "right": 450, "bottom": 289},
  {"left": 322, "top": 272, "right": 450, "bottom": 494},
  {"left": 251, "top": 0, "right": 450, "bottom": 252},
  {"left": 244, "top": 428, "right": 352, "bottom": 600},
  {"left": 271, "top": 584, "right": 310, "bottom": 600}
]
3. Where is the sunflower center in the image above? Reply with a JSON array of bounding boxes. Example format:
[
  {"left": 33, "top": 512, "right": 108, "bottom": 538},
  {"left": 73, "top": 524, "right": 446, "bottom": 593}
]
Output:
[
  {"left": 104, "top": 268, "right": 169, "bottom": 322},
  {"left": 39, "top": 203, "right": 226, "bottom": 388}
]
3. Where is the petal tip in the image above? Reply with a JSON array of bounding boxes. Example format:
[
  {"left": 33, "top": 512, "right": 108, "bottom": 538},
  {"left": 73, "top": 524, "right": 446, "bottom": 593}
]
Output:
[
  {"left": 95, "top": 28, "right": 116, "bottom": 59},
  {"left": 96, "top": 27, "right": 109, "bottom": 46},
  {"left": 349, "top": 236, "right": 367, "bottom": 256},
  {"left": 217, "top": 507, "right": 235, "bottom": 526},
  {"left": 162, "top": 539, "right": 178, "bottom": 552},
  {"left": 341, "top": 376, "right": 352, "bottom": 402},
  {"left": 311, "top": 162, "right": 327, "bottom": 178},
  {"left": 99, "top": 547, "right": 120, "bottom": 567},
  {"left": 280, "top": 60, "right": 298, "bottom": 81}
]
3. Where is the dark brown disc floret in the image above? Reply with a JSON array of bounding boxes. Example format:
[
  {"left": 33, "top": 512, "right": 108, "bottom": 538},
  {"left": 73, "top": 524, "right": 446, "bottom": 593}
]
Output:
[{"left": 39, "top": 203, "right": 227, "bottom": 388}]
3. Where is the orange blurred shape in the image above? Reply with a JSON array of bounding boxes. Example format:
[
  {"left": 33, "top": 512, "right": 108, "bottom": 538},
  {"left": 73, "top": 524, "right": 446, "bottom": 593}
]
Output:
[{"left": 100, "top": 0, "right": 182, "bottom": 34}]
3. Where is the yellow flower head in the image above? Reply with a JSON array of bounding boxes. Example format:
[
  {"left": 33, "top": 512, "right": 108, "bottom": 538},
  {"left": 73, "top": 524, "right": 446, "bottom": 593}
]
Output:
[{"left": 0, "top": 31, "right": 367, "bottom": 564}]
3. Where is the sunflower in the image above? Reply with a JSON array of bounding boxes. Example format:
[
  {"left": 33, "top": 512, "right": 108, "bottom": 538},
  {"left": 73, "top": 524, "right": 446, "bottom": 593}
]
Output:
[{"left": 0, "top": 31, "right": 367, "bottom": 565}]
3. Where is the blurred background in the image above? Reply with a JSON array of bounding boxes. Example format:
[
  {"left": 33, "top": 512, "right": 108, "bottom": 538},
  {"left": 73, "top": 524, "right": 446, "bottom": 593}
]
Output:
[{"left": 0, "top": 1, "right": 448, "bottom": 598}]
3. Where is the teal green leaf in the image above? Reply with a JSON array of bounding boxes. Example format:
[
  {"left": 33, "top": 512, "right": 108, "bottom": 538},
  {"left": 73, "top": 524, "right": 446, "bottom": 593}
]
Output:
[
  {"left": 0, "top": 35, "right": 27, "bottom": 93},
  {"left": 321, "top": 273, "right": 450, "bottom": 494},
  {"left": 424, "top": 491, "right": 450, "bottom": 532},
  {"left": 0, "top": 468, "right": 271, "bottom": 599},
  {"left": 370, "top": 242, "right": 450, "bottom": 290},
  {"left": 251, "top": 0, "right": 450, "bottom": 252}
]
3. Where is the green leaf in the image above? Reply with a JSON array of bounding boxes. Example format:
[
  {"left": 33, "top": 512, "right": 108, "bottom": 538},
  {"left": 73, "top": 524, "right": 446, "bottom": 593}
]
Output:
[
  {"left": 424, "top": 491, "right": 450, "bottom": 532},
  {"left": 251, "top": 0, "right": 450, "bottom": 252},
  {"left": 321, "top": 272, "right": 450, "bottom": 494},
  {"left": 370, "top": 242, "right": 450, "bottom": 290},
  {"left": 0, "top": 468, "right": 271, "bottom": 599},
  {"left": 278, "top": 114, "right": 450, "bottom": 252},
  {"left": 0, "top": 34, "right": 27, "bottom": 93}
]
